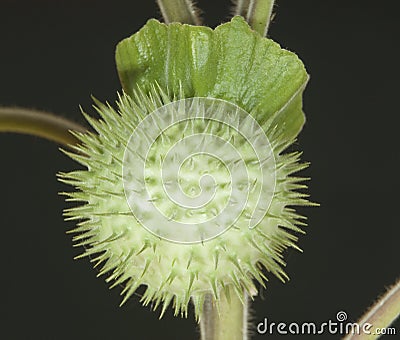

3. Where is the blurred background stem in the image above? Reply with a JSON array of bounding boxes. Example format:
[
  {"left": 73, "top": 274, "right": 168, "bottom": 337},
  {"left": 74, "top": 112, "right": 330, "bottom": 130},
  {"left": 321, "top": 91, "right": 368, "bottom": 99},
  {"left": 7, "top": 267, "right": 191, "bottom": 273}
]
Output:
[
  {"left": 343, "top": 278, "right": 400, "bottom": 340},
  {"left": 233, "top": 0, "right": 251, "bottom": 18},
  {"left": 156, "top": 0, "right": 201, "bottom": 24},
  {"left": 0, "top": 107, "right": 85, "bottom": 148},
  {"left": 246, "top": 0, "right": 275, "bottom": 36},
  {"left": 200, "top": 287, "right": 248, "bottom": 340}
]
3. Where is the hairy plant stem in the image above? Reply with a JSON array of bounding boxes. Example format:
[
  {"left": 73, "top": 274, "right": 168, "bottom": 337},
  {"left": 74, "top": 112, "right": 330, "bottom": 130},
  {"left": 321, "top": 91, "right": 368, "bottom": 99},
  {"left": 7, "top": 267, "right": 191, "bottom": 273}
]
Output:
[
  {"left": 343, "top": 278, "right": 400, "bottom": 340},
  {"left": 233, "top": 0, "right": 251, "bottom": 18},
  {"left": 0, "top": 107, "right": 86, "bottom": 148},
  {"left": 246, "top": 0, "right": 275, "bottom": 36},
  {"left": 200, "top": 287, "right": 248, "bottom": 340},
  {"left": 156, "top": 0, "right": 201, "bottom": 25}
]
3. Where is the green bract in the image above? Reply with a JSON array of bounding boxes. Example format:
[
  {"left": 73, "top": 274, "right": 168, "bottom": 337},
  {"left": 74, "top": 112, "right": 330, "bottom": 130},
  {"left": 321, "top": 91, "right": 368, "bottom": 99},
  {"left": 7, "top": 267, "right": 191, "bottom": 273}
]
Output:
[
  {"left": 60, "top": 16, "right": 311, "bottom": 319},
  {"left": 116, "top": 16, "right": 308, "bottom": 141}
]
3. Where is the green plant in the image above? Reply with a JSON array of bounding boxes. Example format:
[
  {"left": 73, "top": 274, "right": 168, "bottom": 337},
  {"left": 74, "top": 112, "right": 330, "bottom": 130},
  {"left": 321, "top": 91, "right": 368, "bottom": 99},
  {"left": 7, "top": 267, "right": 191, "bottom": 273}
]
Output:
[{"left": 1, "top": 1, "right": 399, "bottom": 339}]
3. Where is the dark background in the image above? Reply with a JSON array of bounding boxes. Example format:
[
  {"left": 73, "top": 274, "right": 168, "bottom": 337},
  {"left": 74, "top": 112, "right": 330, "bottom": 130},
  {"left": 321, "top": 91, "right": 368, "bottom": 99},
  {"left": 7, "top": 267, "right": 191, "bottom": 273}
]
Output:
[{"left": 0, "top": 0, "right": 399, "bottom": 339}]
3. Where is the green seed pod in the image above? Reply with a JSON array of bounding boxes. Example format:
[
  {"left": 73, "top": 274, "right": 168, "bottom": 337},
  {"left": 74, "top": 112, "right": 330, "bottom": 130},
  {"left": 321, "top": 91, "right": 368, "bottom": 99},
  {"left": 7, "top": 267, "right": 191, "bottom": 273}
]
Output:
[{"left": 59, "top": 16, "right": 312, "bottom": 319}]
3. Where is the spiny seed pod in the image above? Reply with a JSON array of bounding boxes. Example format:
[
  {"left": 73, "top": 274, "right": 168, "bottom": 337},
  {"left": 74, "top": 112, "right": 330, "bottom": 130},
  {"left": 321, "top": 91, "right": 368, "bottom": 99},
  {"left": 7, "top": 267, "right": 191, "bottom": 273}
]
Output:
[{"left": 59, "top": 17, "right": 312, "bottom": 319}]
